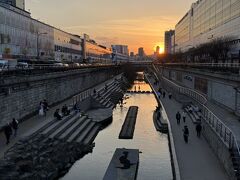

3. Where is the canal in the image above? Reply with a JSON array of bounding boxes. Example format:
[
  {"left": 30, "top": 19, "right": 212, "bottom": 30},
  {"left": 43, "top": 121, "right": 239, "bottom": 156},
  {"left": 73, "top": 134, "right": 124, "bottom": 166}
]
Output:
[{"left": 62, "top": 76, "right": 173, "bottom": 180}]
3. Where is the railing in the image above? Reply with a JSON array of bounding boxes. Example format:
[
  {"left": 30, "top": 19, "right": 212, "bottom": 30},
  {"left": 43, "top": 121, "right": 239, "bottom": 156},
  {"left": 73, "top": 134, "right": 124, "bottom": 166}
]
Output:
[
  {"left": 152, "top": 64, "right": 240, "bottom": 167},
  {"left": 155, "top": 62, "right": 240, "bottom": 75},
  {"left": 72, "top": 89, "right": 93, "bottom": 106}
]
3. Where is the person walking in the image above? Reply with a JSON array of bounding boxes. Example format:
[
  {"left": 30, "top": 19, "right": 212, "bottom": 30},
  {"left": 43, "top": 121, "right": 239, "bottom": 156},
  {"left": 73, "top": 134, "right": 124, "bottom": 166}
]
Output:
[
  {"left": 169, "top": 93, "right": 172, "bottom": 99},
  {"left": 43, "top": 99, "right": 49, "bottom": 115},
  {"left": 39, "top": 102, "right": 45, "bottom": 116},
  {"left": 4, "top": 123, "right": 12, "bottom": 145},
  {"left": 163, "top": 91, "right": 166, "bottom": 98},
  {"left": 176, "top": 111, "right": 181, "bottom": 125},
  {"left": 182, "top": 111, "right": 186, "bottom": 123},
  {"left": 11, "top": 118, "right": 18, "bottom": 137},
  {"left": 196, "top": 123, "right": 202, "bottom": 138},
  {"left": 183, "top": 126, "right": 189, "bottom": 143}
]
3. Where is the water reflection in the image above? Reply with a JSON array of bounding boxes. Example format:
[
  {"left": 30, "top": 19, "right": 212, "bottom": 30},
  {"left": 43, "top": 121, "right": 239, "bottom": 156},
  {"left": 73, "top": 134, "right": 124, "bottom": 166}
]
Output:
[{"left": 62, "top": 81, "right": 172, "bottom": 180}]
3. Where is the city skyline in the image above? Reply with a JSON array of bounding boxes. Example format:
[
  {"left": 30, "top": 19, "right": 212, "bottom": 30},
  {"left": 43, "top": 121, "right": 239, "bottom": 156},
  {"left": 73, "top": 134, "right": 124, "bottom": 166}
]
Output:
[{"left": 26, "top": 0, "right": 195, "bottom": 55}]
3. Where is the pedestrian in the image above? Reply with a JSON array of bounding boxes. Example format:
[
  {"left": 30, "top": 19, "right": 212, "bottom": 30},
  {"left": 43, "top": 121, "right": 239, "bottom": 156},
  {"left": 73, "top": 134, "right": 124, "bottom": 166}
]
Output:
[
  {"left": 176, "top": 111, "right": 181, "bottom": 125},
  {"left": 182, "top": 111, "right": 186, "bottom": 123},
  {"left": 43, "top": 99, "right": 49, "bottom": 115},
  {"left": 163, "top": 91, "right": 166, "bottom": 98},
  {"left": 183, "top": 125, "right": 189, "bottom": 143},
  {"left": 54, "top": 109, "right": 62, "bottom": 120},
  {"left": 196, "top": 123, "right": 202, "bottom": 137},
  {"left": 39, "top": 102, "right": 45, "bottom": 116},
  {"left": 11, "top": 118, "right": 18, "bottom": 137},
  {"left": 169, "top": 93, "right": 172, "bottom": 99},
  {"left": 93, "top": 89, "right": 96, "bottom": 94},
  {"left": 4, "top": 123, "right": 12, "bottom": 145}
]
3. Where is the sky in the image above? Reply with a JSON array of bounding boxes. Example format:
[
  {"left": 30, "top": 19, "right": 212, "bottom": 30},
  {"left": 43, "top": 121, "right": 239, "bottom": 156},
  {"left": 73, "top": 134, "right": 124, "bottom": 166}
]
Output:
[{"left": 26, "top": 0, "right": 195, "bottom": 55}]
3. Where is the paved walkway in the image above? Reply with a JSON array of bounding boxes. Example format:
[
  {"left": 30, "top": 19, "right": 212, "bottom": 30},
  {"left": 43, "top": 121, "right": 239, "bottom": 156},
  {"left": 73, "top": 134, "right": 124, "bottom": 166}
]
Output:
[
  {"left": 0, "top": 75, "right": 121, "bottom": 158},
  {"left": 148, "top": 75, "right": 229, "bottom": 180}
]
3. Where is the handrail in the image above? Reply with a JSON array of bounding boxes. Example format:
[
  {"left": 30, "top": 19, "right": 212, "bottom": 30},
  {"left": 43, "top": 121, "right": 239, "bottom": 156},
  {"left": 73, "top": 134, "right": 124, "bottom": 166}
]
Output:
[{"left": 152, "top": 64, "right": 240, "bottom": 165}]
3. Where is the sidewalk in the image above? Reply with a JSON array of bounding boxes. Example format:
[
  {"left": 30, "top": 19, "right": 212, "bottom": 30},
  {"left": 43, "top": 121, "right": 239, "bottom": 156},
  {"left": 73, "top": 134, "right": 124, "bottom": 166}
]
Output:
[
  {"left": 148, "top": 75, "right": 229, "bottom": 180},
  {"left": 0, "top": 75, "right": 121, "bottom": 158}
]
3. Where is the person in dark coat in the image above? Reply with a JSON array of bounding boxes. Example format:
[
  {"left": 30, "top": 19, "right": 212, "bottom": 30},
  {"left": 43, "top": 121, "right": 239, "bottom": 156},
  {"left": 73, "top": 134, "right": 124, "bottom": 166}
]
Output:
[
  {"left": 196, "top": 123, "right": 202, "bottom": 137},
  {"left": 176, "top": 111, "right": 181, "bottom": 125},
  {"left": 4, "top": 123, "right": 12, "bottom": 145},
  {"left": 11, "top": 118, "right": 18, "bottom": 137},
  {"left": 183, "top": 126, "right": 189, "bottom": 143},
  {"left": 169, "top": 93, "right": 172, "bottom": 99},
  {"left": 43, "top": 99, "right": 49, "bottom": 115},
  {"left": 62, "top": 104, "right": 70, "bottom": 116},
  {"left": 54, "top": 109, "right": 62, "bottom": 120}
]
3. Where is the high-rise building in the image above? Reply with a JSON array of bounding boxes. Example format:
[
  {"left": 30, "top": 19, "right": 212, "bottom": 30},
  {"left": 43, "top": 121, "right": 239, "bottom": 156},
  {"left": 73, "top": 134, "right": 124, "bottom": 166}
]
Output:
[
  {"left": 111, "top": 45, "right": 129, "bottom": 56},
  {"left": 138, "top": 47, "right": 144, "bottom": 57},
  {"left": 164, "top": 30, "right": 175, "bottom": 54},
  {"left": 175, "top": 0, "right": 240, "bottom": 55},
  {"left": 0, "top": 0, "right": 25, "bottom": 9},
  {"left": 130, "top": 52, "right": 134, "bottom": 57}
]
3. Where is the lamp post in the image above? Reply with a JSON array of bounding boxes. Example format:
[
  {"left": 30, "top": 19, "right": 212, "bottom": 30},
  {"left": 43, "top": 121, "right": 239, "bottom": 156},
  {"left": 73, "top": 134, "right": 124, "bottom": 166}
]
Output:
[{"left": 36, "top": 32, "right": 47, "bottom": 60}]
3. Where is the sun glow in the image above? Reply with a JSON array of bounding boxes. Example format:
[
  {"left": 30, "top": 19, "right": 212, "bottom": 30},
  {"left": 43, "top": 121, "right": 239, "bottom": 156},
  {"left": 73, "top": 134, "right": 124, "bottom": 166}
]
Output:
[{"left": 154, "top": 44, "right": 164, "bottom": 54}]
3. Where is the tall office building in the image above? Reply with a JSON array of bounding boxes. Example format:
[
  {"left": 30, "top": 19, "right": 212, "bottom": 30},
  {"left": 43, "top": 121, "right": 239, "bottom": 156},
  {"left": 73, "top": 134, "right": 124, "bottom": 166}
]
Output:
[
  {"left": 164, "top": 30, "right": 175, "bottom": 54},
  {"left": 175, "top": 0, "right": 240, "bottom": 55},
  {"left": 0, "top": 0, "right": 25, "bottom": 9},
  {"left": 138, "top": 47, "right": 144, "bottom": 57},
  {"left": 111, "top": 45, "right": 129, "bottom": 56}
]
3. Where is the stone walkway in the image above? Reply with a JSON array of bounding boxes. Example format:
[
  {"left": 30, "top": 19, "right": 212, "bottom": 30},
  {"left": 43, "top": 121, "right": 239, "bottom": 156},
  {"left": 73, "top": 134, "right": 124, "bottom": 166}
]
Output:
[
  {"left": 147, "top": 75, "right": 229, "bottom": 180},
  {"left": 0, "top": 75, "right": 121, "bottom": 158}
]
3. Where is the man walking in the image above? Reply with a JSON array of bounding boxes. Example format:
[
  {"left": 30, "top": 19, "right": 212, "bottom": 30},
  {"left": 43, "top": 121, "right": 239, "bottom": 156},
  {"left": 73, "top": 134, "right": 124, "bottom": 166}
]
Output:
[
  {"left": 11, "top": 118, "right": 18, "bottom": 137},
  {"left": 183, "top": 126, "right": 189, "bottom": 143},
  {"left": 176, "top": 111, "right": 181, "bottom": 125},
  {"left": 182, "top": 111, "right": 186, "bottom": 123},
  {"left": 4, "top": 123, "right": 12, "bottom": 145},
  {"left": 196, "top": 123, "right": 202, "bottom": 137}
]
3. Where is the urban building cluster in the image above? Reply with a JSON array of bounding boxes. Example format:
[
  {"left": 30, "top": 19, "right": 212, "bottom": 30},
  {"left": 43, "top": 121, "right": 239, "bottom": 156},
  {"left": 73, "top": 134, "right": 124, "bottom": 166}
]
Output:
[
  {"left": 164, "top": 0, "right": 240, "bottom": 58},
  {"left": 0, "top": 0, "right": 133, "bottom": 62}
]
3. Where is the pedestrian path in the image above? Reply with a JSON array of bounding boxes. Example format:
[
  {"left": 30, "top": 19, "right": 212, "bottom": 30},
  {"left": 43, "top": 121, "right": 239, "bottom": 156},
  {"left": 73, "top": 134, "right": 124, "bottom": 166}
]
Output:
[
  {"left": 147, "top": 75, "right": 229, "bottom": 180},
  {"left": 0, "top": 75, "right": 122, "bottom": 158}
]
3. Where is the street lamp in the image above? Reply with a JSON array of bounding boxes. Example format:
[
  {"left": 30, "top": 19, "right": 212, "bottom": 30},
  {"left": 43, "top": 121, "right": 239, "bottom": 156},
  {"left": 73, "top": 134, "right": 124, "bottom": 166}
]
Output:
[{"left": 37, "top": 32, "right": 47, "bottom": 60}]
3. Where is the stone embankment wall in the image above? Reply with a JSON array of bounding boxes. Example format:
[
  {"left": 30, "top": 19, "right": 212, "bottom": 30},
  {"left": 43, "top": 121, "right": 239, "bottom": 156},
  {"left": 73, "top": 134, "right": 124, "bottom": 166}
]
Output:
[
  {"left": 156, "top": 65, "right": 240, "bottom": 116},
  {"left": 0, "top": 67, "right": 120, "bottom": 128}
]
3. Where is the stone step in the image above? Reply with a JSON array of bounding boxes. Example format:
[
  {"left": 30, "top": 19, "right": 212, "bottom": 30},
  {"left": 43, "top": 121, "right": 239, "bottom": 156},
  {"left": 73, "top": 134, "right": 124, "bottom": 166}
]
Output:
[
  {"left": 41, "top": 114, "right": 79, "bottom": 137},
  {"left": 49, "top": 115, "right": 86, "bottom": 139},
  {"left": 31, "top": 113, "right": 76, "bottom": 137},
  {"left": 58, "top": 116, "right": 88, "bottom": 140},
  {"left": 76, "top": 122, "right": 96, "bottom": 143},
  {"left": 67, "top": 119, "right": 92, "bottom": 142},
  {"left": 82, "top": 124, "right": 101, "bottom": 145}
]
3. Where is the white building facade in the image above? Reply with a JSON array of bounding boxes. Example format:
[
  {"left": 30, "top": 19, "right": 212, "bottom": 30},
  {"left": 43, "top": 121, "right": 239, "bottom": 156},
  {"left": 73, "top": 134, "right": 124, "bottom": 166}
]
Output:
[
  {"left": 0, "top": 3, "right": 83, "bottom": 61},
  {"left": 175, "top": 0, "right": 240, "bottom": 55}
]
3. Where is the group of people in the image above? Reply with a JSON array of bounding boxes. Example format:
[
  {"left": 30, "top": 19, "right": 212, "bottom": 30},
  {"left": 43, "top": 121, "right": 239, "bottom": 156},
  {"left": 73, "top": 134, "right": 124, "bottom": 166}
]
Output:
[
  {"left": 4, "top": 118, "right": 18, "bottom": 145},
  {"left": 176, "top": 111, "right": 203, "bottom": 143},
  {"left": 54, "top": 104, "right": 70, "bottom": 120},
  {"left": 157, "top": 88, "right": 172, "bottom": 99},
  {"left": 39, "top": 99, "right": 49, "bottom": 116}
]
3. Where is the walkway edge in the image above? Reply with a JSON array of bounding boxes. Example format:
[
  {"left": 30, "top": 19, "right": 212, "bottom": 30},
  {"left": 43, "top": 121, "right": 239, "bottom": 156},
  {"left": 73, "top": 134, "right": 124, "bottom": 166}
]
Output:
[{"left": 145, "top": 75, "right": 181, "bottom": 180}]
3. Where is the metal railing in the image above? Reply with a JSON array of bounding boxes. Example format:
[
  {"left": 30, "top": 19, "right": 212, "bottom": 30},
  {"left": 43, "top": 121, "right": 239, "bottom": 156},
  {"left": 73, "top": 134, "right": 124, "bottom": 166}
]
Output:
[
  {"left": 155, "top": 62, "right": 240, "bottom": 75},
  {"left": 72, "top": 89, "right": 93, "bottom": 106},
  {"left": 152, "top": 64, "right": 240, "bottom": 162}
]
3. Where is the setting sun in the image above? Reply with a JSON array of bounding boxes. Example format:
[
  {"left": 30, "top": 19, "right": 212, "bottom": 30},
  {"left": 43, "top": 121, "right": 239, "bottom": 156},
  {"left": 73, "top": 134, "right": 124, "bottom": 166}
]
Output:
[{"left": 154, "top": 44, "right": 164, "bottom": 54}]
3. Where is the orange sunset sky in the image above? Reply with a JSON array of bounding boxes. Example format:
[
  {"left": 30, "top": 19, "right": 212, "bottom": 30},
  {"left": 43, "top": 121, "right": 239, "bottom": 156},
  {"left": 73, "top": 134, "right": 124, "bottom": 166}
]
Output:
[{"left": 26, "top": 0, "right": 195, "bottom": 55}]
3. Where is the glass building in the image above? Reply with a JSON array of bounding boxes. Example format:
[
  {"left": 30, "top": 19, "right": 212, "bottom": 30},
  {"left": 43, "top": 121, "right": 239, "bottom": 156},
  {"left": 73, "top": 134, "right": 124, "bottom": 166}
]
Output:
[{"left": 175, "top": 0, "right": 240, "bottom": 55}]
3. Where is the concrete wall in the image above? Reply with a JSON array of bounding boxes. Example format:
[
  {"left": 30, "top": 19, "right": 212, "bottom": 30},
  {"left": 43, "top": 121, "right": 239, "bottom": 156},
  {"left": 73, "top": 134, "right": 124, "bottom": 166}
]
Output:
[
  {"left": 0, "top": 68, "right": 120, "bottom": 128},
  {"left": 161, "top": 67, "right": 240, "bottom": 116},
  {"left": 202, "top": 120, "right": 236, "bottom": 180}
]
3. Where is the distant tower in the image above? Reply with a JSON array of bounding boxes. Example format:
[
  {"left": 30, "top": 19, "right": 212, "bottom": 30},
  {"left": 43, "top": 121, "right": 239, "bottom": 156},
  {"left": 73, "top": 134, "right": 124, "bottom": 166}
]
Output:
[{"left": 156, "top": 46, "right": 160, "bottom": 54}]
